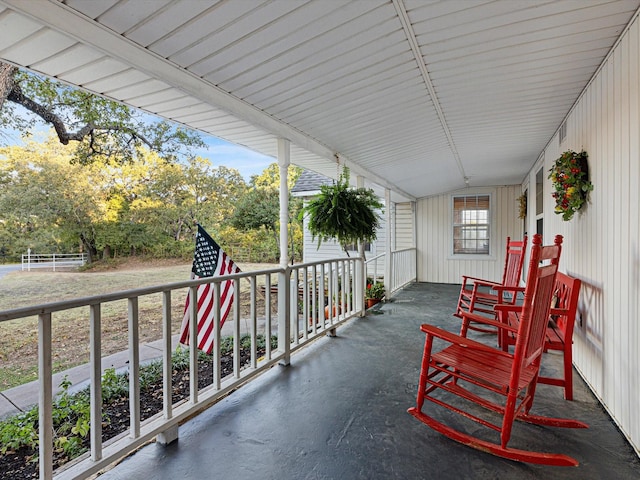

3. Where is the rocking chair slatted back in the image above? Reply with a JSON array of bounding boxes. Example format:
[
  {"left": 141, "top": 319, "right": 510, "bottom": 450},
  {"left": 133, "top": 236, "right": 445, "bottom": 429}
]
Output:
[
  {"left": 503, "top": 237, "right": 528, "bottom": 286},
  {"left": 518, "top": 251, "right": 561, "bottom": 368},
  {"left": 409, "top": 234, "right": 589, "bottom": 466},
  {"left": 501, "top": 272, "right": 582, "bottom": 400},
  {"left": 454, "top": 236, "right": 527, "bottom": 332}
]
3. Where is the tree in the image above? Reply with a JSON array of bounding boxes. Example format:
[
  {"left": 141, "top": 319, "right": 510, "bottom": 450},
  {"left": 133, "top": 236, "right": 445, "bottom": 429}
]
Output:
[
  {"left": 0, "top": 62, "right": 204, "bottom": 165},
  {"left": 230, "top": 163, "right": 303, "bottom": 263},
  {"left": 0, "top": 137, "right": 107, "bottom": 259}
]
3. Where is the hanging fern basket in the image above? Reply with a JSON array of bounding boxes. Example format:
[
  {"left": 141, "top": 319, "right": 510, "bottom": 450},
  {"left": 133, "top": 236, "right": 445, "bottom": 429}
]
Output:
[{"left": 301, "top": 168, "right": 383, "bottom": 252}]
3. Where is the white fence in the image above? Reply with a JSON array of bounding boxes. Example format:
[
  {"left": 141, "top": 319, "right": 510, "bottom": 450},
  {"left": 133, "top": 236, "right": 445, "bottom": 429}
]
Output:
[
  {"left": 22, "top": 252, "right": 88, "bottom": 271},
  {"left": 0, "top": 257, "right": 364, "bottom": 480}
]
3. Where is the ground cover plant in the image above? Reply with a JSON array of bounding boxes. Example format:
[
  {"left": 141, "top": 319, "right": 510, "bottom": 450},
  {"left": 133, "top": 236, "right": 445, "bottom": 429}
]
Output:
[{"left": 0, "top": 334, "right": 276, "bottom": 479}]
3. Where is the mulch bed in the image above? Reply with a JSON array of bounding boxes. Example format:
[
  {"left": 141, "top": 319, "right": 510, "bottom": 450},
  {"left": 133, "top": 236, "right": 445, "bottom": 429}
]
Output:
[{"left": 1, "top": 347, "right": 260, "bottom": 479}]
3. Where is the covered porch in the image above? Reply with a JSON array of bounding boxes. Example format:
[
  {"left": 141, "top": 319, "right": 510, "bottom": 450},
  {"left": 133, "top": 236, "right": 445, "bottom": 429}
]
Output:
[
  {"left": 93, "top": 283, "right": 639, "bottom": 480},
  {"left": 1, "top": 1, "right": 640, "bottom": 476}
]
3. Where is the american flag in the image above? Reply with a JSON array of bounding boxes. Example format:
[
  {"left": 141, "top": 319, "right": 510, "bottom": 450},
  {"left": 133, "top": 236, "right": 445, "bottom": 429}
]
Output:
[{"left": 179, "top": 224, "right": 240, "bottom": 354}]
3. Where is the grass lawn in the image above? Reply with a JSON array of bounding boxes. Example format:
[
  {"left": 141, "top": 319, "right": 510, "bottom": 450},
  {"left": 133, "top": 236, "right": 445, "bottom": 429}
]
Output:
[{"left": 0, "top": 259, "right": 278, "bottom": 390}]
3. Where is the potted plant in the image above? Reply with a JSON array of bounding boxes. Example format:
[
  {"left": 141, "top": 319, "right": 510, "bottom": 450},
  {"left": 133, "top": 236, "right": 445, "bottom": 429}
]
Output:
[
  {"left": 365, "top": 281, "right": 385, "bottom": 308},
  {"left": 301, "top": 167, "right": 383, "bottom": 255},
  {"left": 548, "top": 150, "right": 594, "bottom": 221}
]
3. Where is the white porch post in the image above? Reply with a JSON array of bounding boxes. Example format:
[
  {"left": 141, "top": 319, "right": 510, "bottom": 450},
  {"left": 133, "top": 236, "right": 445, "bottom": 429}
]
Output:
[
  {"left": 385, "top": 188, "right": 392, "bottom": 295},
  {"left": 277, "top": 138, "right": 291, "bottom": 366},
  {"left": 356, "top": 175, "right": 365, "bottom": 315}
]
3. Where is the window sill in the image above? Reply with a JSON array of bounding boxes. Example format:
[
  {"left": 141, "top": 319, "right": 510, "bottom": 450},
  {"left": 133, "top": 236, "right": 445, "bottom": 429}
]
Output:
[{"left": 448, "top": 254, "right": 497, "bottom": 261}]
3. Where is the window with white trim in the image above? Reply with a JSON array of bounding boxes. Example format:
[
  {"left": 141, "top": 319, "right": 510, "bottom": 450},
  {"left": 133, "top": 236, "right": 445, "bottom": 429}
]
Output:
[{"left": 452, "top": 194, "right": 490, "bottom": 255}]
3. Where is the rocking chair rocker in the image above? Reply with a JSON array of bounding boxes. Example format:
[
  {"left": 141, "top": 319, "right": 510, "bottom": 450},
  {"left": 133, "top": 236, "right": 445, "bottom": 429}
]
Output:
[
  {"left": 454, "top": 236, "right": 527, "bottom": 333},
  {"left": 408, "top": 234, "right": 588, "bottom": 466}
]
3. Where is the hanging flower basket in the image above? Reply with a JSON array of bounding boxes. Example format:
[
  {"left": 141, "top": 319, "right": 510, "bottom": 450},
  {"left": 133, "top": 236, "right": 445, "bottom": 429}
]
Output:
[{"left": 548, "top": 150, "right": 593, "bottom": 221}]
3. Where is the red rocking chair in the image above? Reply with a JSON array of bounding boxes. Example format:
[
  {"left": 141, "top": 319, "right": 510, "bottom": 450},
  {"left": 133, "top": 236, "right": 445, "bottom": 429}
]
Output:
[
  {"left": 408, "top": 234, "right": 588, "bottom": 466},
  {"left": 494, "top": 271, "right": 582, "bottom": 400},
  {"left": 454, "top": 236, "right": 527, "bottom": 333}
]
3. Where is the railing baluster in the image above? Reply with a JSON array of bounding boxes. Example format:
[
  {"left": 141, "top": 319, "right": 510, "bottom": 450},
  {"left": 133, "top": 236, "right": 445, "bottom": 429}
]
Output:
[
  {"left": 89, "top": 304, "right": 102, "bottom": 460},
  {"left": 162, "top": 291, "right": 172, "bottom": 420},
  {"left": 128, "top": 298, "right": 140, "bottom": 438},
  {"left": 250, "top": 276, "right": 257, "bottom": 368},
  {"left": 233, "top": 278, "right": 241, "bottom": 379},
  {"left": 189, "top": 285, "right": 198, "bottom": 404},
  {"left": 38, "top": 312, "right": 53, "bottom": 480},
  {"left": 302, "top": 267, "right": 309, "bottom": 340},
  {"left": 213, "top": 282, "right": 221, "bottom": 390},
  {"left": 311, "top": 265, "right": 317, "bottom": 332},
  {"left": 265, "top": 274, "right": 271, "bottom": 360},
  {"left": 318, "top": 264, "right": 325, "bottom": 331}
]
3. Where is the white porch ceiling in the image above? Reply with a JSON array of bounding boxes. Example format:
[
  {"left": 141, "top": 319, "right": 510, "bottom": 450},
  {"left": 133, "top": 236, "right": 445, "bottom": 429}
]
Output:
[{"left": 1, "top": 0, "right": 638, "bottom": 202}]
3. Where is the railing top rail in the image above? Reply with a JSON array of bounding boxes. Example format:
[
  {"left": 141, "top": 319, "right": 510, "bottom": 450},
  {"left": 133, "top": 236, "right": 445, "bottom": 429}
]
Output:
[
  {"left": 0, "top": 258, "right": 363, "bottom": 323},
  {"left": 392, "top": 247, "right": 416, "bottom": 254},
  {"left": 22, "top": 253, "right": 87, "bottom": 257},
  {"left": 290, "top": 257, "right": 362, "bottom": 269},
  {"left": 0, "top": 266, "right": 284, "bottom": 323},
  {"left": 364, "top": 253, "right": 385, "bottom": 264}
]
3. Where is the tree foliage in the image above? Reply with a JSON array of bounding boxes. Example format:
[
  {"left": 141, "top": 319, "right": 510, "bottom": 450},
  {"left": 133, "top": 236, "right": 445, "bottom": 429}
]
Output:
[
  {"left": 0, "top": 62, "right": 204, "bottom": 165},
  {"left": 230, "top": 163, "right": 304, "bottom": 263},
  {"left": 0, "top": 137, "right": 254, "bottom": 261}
]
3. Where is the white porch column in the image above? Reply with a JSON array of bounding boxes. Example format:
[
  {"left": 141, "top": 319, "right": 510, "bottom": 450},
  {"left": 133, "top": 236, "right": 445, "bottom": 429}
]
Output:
[
  {"left": 385, "top": 188, "right": 392, "bottom": 295},
  {"left": 277, "top": 138, "right": 291, "bottom": 365},
  {"left": 356, "top": 175, "right": 365, "bottom": 315}
]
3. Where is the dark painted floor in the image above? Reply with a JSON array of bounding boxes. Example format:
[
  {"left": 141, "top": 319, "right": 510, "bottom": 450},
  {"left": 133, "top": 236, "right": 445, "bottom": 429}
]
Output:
[{"left": 97, "top": 283, "right": 640, "bottom": 479}]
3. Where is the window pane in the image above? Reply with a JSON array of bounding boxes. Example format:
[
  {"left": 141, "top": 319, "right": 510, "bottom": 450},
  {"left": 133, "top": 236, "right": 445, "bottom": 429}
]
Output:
[{"left": 453, "top": 195, "right": 490, "bottom": 254}]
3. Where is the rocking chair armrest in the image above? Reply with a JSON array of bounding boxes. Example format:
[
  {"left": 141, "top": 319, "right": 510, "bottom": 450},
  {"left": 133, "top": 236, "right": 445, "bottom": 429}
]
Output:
[
  {"left": 549, "top": 307, "right": 570, "bottom": 317},
  {"left": 419, "top": 324, "right": 512, "bottom": 357},
  {"left": 460, "top": 309, "right": 518, "bottom": 334},
  {"left": 460, "top": 275, "right": 501, "bottom": 288},
  {"left": 490, "top": 284, "right": 525, "bottom": 304},
  {"left": 492, "top": 285, "right": 526, "bottom": 294}
]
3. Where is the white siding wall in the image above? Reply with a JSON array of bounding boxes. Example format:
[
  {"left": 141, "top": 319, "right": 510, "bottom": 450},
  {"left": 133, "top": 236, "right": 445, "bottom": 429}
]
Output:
[
  {"left": 416, "top": 186, "right": 522, "bottom": 283},
  {"left": 521, "top": 14, "right": 640, "bottom": 454}
]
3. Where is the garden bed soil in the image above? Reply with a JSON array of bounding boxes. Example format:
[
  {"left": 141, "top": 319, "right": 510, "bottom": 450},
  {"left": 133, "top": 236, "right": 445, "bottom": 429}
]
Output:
[{"left": 0, "top": 346, "right": 262, "bottom": 479}]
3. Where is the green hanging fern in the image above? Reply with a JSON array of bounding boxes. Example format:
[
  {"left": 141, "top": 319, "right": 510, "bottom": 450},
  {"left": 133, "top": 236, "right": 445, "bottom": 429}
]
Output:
[{"left": 301, "top": 168, "right": 383, "bottom": 252}]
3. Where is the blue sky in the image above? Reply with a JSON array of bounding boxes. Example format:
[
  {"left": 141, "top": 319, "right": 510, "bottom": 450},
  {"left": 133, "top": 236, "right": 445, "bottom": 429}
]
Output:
[{"left": 193, "top": 135, "right": 275, "bottom": 181}]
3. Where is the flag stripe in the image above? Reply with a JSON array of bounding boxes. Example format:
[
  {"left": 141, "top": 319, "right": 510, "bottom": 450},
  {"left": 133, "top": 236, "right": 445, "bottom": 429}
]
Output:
[{"left": 179, "top": 225, "right": 240, "bottom": 354}]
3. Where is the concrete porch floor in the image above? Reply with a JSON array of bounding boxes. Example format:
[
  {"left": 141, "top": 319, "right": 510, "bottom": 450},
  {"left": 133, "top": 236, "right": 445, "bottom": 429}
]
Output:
[{"left": 96, "top": 283, "right": 640, "bottom": 480}]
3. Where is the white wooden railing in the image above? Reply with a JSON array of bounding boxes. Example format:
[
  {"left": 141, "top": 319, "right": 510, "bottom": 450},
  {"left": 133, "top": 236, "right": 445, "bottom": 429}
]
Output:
[
  {"left": 365, "top": 247, "right": 417, "bottom": 295},
  {"left": 390, "top": 247, "right": 417, "bottom": 292},
  {"left": 21, "top": 252, "right": 88, "bottom": 271},
  {"left": 0, "top": 257, "right": 363, "bottom": 480}
]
